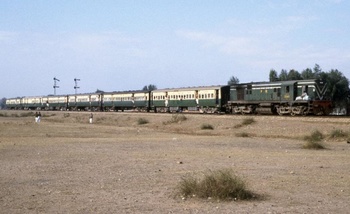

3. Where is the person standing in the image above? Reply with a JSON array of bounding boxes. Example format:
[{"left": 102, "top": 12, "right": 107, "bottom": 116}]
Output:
[
  {"left": 89, "top": 113, "right": 93, "bottom": 124},
  {"left": 37, "top": 112, "right": 41, "bottom": 123},
  {"left": 35, "top": 112, "right": 39, "bottom": 123}
]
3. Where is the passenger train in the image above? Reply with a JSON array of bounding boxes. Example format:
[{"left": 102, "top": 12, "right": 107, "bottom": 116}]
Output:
[{"left": 5, "top": 79, "right": 333, "bottom": 116}]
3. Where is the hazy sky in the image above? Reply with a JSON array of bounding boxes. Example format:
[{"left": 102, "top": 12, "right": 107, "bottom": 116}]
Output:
[{"left": 1, "top": 0, "right": 349, "bottom": 98}]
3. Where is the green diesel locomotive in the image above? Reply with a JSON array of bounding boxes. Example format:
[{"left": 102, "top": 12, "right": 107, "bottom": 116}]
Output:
[{"left": 227, "top": 79, "right": 332, "bottom": 115}]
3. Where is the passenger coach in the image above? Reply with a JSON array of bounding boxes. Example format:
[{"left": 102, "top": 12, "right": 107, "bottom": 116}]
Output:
[
  {"left": 102, "top": 90, "right": 151, "bottom": 112},
  {"left": 151, "top": 86, "right": 230, "bottom": 113}
]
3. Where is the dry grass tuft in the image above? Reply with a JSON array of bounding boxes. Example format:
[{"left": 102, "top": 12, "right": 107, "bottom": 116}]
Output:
[
  {"left": 137, "top": 118, "right": 149, "bottom": 125},
  {"left": 302, "top": 130, "right": 325, "bottom": 150},
  {"left": 234, "top": 118, "right": 255, "bottom": 128},
  {"left": 329, "top": 129, "right": 348, "bottom": 140},
  {"left": 177, "top": 169, "right": 256, "bottom": 201},
  {"left": 163, "top": 114, "right": 187, "bottom": 125},
  {"left": 201, "top": 124, "right": 214, "bottom": 130},
  {"left": 235, "top": 132, "right": 251, "bottom": 137}
]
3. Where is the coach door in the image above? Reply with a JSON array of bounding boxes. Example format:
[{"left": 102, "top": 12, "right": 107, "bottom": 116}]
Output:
[
  {"left": 281, "top": 81, "right": 296, "bottom": 102},
  {"left": 215, "top": 89, "right": 219, "bottom": 105},
  {"left": 236, "top": 87, "right": 245, "bottom": 100}
]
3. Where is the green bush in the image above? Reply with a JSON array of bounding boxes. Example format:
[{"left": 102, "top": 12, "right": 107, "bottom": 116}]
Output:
[{"left": 177, "top": 169, "right": 255, "bottom": 201}]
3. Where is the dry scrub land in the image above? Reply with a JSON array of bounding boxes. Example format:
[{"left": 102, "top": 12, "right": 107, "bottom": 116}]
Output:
[{"left": 0, "top": 111, "right": 349, "bottom": 213}]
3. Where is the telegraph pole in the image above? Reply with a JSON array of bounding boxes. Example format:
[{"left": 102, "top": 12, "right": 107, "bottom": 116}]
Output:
[
  {"left": 53, "top": 77, "right": 60, "bottom": 95},
  {"left": 74, "top": 78, "right": 80, "bottom": 94}
]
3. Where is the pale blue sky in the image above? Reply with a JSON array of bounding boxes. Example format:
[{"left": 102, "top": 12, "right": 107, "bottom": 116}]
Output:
[{"left": 1, "top": 0, "right": 349, "bottom": 98}]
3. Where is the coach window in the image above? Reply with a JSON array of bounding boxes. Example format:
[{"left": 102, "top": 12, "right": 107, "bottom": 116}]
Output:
[{"left": 286, "top": 86, "right": 290, "bottom": 93}]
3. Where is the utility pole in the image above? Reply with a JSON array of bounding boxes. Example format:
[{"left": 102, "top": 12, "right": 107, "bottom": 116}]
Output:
[{"left": 53, "top": 77, "right": 60, "bottom": 95}]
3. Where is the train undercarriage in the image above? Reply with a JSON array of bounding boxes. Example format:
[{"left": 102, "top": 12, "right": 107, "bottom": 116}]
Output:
[
  {"left": 227, "top": 100, "right": 332, "bottom": 116},
  {"left": 153, "top": 106, "right": 221, "bottom": 114}
]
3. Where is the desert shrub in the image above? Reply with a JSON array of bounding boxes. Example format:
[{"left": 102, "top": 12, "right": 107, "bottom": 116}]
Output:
[
  {"left": 201, "top": 124, "right": 214, "bottom": 130},
  {"left": 177, "top": 169, "right": 255, "bottom": 201},
  {"left": 242, "top": 118, "right": 255, "bottom": 125},
  {"left": 303, "top": 141, "right": 325, "bottom": 150},
  {"left": 0, "top": 112, "right": 8, "bottom": 117},
  {"left": 171, "top": 114, "right": 187, "bottom": 123},
  {"left": 163, "top": 114, "right": 187, "bottom": 125},
  {"left": 303, "top": 130, "right": 324, "bottom": 143},
  {"left": 235, "top": 132, "right": 250, "bottom": 137},
  {"left": 303, "top": 130, "right": 325, "bottom": 150},
  {"left": 137, "top": 118, "right": 149, "bottom": 125},
  {"left": 329, "top": 129, "right": 348, "bottom": 139},
  {"left": 234, "top": 118, "right": 255, "bottom": 128}
]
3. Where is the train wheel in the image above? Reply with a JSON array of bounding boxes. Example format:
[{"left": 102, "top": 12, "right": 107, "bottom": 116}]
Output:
[{"left": 277, "top": 108, "right": 283, "bottom": 116}]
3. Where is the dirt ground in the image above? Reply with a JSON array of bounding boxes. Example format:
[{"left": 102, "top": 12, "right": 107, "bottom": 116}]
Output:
[{"left": 0, "top": 110, "right": 349, "bottom": 214}]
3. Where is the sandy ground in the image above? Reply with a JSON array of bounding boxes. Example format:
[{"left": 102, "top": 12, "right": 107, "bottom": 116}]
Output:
[{"left": 0, "top": 111, "right": 349, "bottom": 214}]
